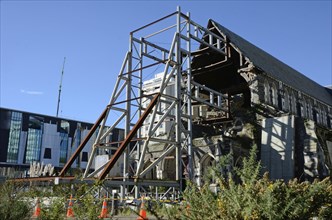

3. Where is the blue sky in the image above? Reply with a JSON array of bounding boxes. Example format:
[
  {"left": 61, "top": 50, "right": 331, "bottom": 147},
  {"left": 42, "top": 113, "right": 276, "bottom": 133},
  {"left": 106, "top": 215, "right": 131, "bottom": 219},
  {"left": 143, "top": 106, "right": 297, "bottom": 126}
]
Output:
[{"left": 1, "top": 1, "right": 331, "bottom": 123}]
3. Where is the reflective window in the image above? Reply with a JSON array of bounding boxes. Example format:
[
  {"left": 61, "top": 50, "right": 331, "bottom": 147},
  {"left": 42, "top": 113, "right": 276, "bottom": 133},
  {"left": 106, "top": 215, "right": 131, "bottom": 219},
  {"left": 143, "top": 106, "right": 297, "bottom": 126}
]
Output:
[
  {"left": 59, "top": 120, "right": 70, "bottom": 164},
  {"left": 7, "top": 111, "right": 22, "bottom": 163},
  {"left": 25, "top": 116, "right": 43, "bottom": 163},
  {"left": 59, "top": 131, "right": 69, "bottom": 164}
]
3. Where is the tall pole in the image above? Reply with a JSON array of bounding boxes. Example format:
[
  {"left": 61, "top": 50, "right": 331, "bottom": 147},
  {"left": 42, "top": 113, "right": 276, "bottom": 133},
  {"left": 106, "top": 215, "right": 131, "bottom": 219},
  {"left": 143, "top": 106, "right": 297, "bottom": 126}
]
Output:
[
  {"left": 56, "top": 57, "right": 66, "bottom": 117},
  {"left": 186, "top": 11, "right": 194, "bottom": 181},
  {"left": 175, "top": 6, "right": 182, "bottom": 185}
]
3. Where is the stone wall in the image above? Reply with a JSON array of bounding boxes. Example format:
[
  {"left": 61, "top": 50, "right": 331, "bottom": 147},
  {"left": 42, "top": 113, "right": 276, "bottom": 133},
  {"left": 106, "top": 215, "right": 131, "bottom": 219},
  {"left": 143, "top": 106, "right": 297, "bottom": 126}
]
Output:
[{"left": 260, "top": 115, "right": 295, "bottom": 181}]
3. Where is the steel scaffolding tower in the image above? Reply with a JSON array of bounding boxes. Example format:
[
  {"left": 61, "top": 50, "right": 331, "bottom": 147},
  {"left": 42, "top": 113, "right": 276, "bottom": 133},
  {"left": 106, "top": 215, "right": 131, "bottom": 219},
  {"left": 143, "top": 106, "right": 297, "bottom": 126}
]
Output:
[{"left": 60, "top": 7, "right": 229, "bottom": 199}]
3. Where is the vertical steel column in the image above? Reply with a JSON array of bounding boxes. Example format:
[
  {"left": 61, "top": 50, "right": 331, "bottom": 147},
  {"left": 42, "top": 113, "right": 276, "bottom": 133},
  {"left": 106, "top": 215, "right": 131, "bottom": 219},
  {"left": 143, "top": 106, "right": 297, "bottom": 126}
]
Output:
[
  {"left": 121, "top": 33, "right": 133, "bottom": 200},
  {"left": 134, "top": 37, "right": 144, "bottom": 199},
  {"left": 186, "top": 11, "right": 194, "bottom": 180},
  {"left": 175, "top": 6, "right": 182, "bottom": 184}
]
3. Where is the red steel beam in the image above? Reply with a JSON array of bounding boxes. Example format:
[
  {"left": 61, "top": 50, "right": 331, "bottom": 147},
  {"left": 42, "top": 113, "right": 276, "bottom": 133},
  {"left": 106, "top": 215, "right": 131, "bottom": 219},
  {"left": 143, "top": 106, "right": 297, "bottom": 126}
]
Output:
[
  {"left": 98, "top": 93, "right": 160, "bottom": 180},
  {"left": 59, "top": 107, "right": 109, "bottom": 177}
]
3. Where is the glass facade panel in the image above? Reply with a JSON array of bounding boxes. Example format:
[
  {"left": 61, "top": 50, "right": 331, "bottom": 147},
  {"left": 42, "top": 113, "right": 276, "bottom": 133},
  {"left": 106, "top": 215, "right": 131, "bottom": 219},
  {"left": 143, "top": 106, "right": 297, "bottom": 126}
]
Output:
[
  {"left": 7, "top": 111, "right": 22, "bottom": 163},
  {"left": 25, "top": 116, "right": 43, "bottom": 163},
  {"left": 1, "top": 108, "right": 123, "bottom": 171},
  {"left": 25, "top": 128, "right": 43, "bottom": 163},
  {"left": 59, "top": 120, "right": 69, "bottom": 164},
  {"left": 72, "top": 125, "right": 82, "bottom": 167},
  {"left": 59, "top": 132, "right": 68, "bottom": 164}
]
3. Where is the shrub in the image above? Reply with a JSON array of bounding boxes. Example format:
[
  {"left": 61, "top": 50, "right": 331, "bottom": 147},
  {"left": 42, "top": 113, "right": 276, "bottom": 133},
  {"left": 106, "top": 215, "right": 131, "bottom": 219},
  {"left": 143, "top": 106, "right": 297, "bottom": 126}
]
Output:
[
  {"left": 0, "top": 181, "right": 30, "bottom": 220},
  {"left": 164, "top": 146, "right": 332, "bottom": 219}
]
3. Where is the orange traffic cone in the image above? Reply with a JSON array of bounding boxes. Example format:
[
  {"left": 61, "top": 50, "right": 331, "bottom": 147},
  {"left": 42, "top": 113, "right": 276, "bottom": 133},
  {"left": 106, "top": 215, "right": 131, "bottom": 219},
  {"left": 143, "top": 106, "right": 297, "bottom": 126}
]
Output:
[
  {"left": 98, "top": 197, "right": 109, "bottom": 219},
  {"left": 66, "top": 194, "right": 75, "bottom": 218},
  {"left": 32, "top": 197, "right": 41, "bottom": 218},
  {"left": 186, "top": 202, "right": 190, "bottom": 215},
  {"left": 137, "top": 196, "right": 148, "bottom": 220}
]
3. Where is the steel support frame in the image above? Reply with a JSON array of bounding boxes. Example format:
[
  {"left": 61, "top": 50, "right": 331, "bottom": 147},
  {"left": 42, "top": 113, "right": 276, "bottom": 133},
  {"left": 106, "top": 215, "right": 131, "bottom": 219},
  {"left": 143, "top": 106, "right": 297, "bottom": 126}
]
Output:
[{"left": 60, "top": 7, "right": 228, "bottom": 200}]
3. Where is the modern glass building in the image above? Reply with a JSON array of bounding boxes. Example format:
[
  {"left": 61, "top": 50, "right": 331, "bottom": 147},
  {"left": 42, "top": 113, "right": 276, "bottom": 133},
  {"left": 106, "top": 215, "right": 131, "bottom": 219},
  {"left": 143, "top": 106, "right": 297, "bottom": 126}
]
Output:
[{"left": 0, "top": 107, "right": 124, "bottom": 177}]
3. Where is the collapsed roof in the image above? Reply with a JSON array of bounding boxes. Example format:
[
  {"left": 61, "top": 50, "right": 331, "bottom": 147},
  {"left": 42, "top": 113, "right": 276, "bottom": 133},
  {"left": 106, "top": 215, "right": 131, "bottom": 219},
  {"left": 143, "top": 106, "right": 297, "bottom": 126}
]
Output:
[{"left": 192, "top": 19, "right": 332, "bottom": 107}]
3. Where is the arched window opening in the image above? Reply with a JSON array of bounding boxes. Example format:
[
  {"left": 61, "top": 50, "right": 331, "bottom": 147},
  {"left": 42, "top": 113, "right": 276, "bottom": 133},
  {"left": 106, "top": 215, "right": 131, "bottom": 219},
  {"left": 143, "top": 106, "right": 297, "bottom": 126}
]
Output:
[
  {"left": 288, "top": 91, "right": 297, "bottom": 114},
  {"left": 306, "top": 100, "right": 312, "bottom": 120},
  {"left": 264, "top": 81, "right": 270, "bottom": 104},
  {"left": 269, "top": 83, "right": 278, "bottom": 107},
  {"left": 277, "top": 89, "right": 283, "bottom": 110},
  {"left": 322, "top": 110, "right": 327, "bottom": 126},
  {"left": 313, "top": 108, "right": 318, "bottom": 123},
  {"left": 283, "top": 90, "right": 289, "bottom": 112}
]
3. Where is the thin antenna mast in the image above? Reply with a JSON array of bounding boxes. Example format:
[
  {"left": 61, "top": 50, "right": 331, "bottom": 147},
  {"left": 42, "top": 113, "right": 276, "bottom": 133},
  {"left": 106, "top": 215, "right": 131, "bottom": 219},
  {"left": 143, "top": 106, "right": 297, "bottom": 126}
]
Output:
[{"left": 56, "top": 57, "right": 66, "bottom": 117}]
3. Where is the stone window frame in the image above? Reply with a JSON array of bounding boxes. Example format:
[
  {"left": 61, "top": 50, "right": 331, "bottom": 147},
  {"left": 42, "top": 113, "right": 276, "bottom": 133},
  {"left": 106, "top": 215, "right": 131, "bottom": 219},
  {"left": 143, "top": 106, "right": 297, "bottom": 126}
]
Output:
[
  {"left": 258, "top": 75, "right": 331, "bottom": 128},
  {"left": 270, "top": 82, "right": 278, "bottom": 107},
  {"left": 289, "top": 90, "right": 297, "bottom": 114},
  {"left": 282, "top": 88, "right": 290, "bottom": 112},
  {"left": 263, "top": 80, "right": 270, "bottom": 104},
  {"left": 305, "top": 98, "right": 313, "bottom": 120}
]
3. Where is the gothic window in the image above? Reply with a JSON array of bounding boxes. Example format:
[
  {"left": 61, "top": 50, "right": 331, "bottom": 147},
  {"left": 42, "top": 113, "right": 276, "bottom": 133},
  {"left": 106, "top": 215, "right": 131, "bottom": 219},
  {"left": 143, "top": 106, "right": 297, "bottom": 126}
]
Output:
[
  {"left": 301, "top": 103, "right": 305, "bottom": 118},
  {"left": 291, "top": 93, "right": 297, "bottom": 114},
  {"left": 264, "top": 81, "right": 270, "bottom": 104},
  {"left": 277, "top": 89, "right": 283, "bottom": 110},
  {"left": 288, "top": 90, "right": 296, "bottom": 114},
  {"left": 317, "top": 105, "right": 324, "bottom": 125},
  {"left": 296, "top": 101, "right": 302, "bottom": 118},
  {"left": 306, "top": 100, "right": 312, "bottom": 120},
  {"left": 302, "top": 99, "right": 307, "bottom": 118},
  {"left": 269, "top": 83, "right": 278, "bottom": 107},
  {"left": 313, "top": 107, "right": 318, "bottom": 123},
  {"left": 283, "top": 89, "right": 289, "bottom": 111},
  {"left": 322, "top": 110, "right": 327, "bottom": 126},
  {"left": 318, "top": 105, "right": 322, "bottom": 125},
  {"left": 288, "top": 92, "right": 294, "bottom": 114},
  {"left": 317, "top": 110, "right": 321, "bottom": 124}
]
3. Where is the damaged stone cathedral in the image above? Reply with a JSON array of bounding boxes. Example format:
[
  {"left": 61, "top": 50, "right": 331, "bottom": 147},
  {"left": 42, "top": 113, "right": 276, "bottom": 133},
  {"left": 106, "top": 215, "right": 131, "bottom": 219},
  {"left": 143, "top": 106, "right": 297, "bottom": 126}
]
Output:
[
  {"left": 142, "top": 19, "right": 332, "bottom": 184},
  {"left": 191, "top": 20, "right": 332, "bottom": 182}
]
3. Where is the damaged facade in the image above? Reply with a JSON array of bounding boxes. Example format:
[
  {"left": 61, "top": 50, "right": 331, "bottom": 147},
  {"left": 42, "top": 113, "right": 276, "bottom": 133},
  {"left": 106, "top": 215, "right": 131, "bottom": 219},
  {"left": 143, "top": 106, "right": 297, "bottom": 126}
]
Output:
[{"left": 141, "top": 19, "right": 332, "bottom": 184}]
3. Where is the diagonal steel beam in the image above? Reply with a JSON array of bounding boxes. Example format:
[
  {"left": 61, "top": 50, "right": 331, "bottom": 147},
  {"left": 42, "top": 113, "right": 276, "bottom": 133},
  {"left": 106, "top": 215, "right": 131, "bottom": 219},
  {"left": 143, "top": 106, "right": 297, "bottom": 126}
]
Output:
[
  {"left": 139, "top": 144, "right": 175, "bottom": 177},
  {"left": 59, "top": 106, "right": 109, "bottom": 177},
  {"left": 98, "top": 93, "right": 160, "bottom": 180}
]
